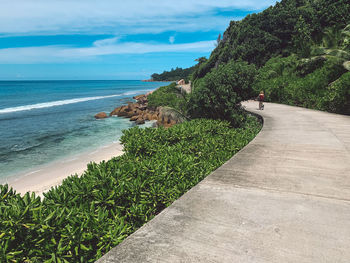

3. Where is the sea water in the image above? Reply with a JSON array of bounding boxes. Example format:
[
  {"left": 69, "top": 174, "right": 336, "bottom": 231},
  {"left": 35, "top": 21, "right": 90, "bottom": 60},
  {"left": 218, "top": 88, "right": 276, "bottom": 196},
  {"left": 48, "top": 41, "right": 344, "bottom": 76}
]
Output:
[{"left": 0, "top": 80, "right": 168, "bottom": 182}]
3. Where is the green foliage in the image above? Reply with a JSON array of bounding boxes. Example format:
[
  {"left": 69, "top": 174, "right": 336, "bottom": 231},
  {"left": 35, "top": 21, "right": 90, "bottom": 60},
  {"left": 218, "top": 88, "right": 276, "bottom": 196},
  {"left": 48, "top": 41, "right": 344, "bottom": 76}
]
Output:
[
  {"left": 151, "top": 66, "right": 195, "bottom": 82},
  {"left": 188, "top": 61, "right": 257, "bottom": 127},
  {"left": 192, "top": 0, "right": 350, "bottom": 81},
  {"left": 0, "top": 118, "right": 261, "bottom": 262},
  {"left": 151, "top": 1, "right": 350, "bottom": 117},
  {"left": 147, "top": 82, "right": 187, "bottom": 114},
  {"left": 253, "top": 55, "right": 348, "bottom": 113},
  {"left": 296, "top": 57, "right": 327, "bottom": 77},
  {"left": 319, "top": 72, "right": 350, "bottom": 114},
  {"left": 293, "top": 15, "right": 312, "bottom": 57}
]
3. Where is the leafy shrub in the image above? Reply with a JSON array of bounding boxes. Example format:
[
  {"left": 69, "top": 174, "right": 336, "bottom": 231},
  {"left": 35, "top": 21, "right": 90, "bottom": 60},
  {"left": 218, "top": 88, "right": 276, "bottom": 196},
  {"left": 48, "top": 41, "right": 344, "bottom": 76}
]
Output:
[
  {"left": 147, "top": 82, "right": 186, "bottom": 113},
  {"left": 319, "top": 72, "right": 350, "bottom": 114},
  {"left": 253, "top": 55, "right": 299, "bottom": 103},
  {"left": 296, "top": 57, "right": 326, "bottom": 77},
  {"left": 188, "top": 61, "right": 257, "bottom": 127},
  {"left": 0, "top": 118, "right": 261, "bottom": 262},
  {"left": 253, "top": 55, "right": 349, "bottom": 114}
]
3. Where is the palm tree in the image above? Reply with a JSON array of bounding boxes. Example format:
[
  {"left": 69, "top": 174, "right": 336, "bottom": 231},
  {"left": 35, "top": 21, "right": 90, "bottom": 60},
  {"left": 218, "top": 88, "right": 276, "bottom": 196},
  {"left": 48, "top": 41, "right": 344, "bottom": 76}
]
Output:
[
  {"left": 322, "top": 27, "right": 342, "bottom": 49},
  {"left": 312, "top": 24, "right": 350, "bottom": 71}
]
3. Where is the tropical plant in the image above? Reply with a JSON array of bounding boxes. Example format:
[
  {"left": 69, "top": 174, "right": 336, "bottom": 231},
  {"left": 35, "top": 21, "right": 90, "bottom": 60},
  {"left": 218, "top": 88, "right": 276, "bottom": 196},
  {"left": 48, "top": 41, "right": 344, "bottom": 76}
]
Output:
[
  {"left": 188, "top": 61, "right": 257, "bottom": 127},
  {"left": 147, "top": 82, "right": 187, "bottom": 114},
  {"left": 0, "top": 118, "right": 261, "bottom": 262},
  {"left": 253, "top": 55, "right": 348, "bottom": 114},
  {"left": 311, "top": 24, "right": 350, "bottom": 71},
  {"left": 319, "top": 72, "right": 350, "bottom": 114}
]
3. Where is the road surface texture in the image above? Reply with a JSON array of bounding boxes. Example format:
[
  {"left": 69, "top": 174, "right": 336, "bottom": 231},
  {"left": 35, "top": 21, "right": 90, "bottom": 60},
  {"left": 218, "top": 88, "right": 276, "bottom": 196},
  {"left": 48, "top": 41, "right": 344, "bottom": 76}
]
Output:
[{"left": 97, "top": 101, "right": 350, "bottom": 263}]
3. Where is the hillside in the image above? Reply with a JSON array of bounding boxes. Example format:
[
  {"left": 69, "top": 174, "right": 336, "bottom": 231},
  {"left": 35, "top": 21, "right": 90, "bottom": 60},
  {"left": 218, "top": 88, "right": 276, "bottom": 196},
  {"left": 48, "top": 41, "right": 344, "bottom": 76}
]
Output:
[
  {"left": 186, "top": 0, "right": 350, "bottom": 117},
  {"left": 151, "top": 66, "right": 195, "bottom": 82},
  {"left": 193, "top": 0, "right": 350, "bottom": 79}
]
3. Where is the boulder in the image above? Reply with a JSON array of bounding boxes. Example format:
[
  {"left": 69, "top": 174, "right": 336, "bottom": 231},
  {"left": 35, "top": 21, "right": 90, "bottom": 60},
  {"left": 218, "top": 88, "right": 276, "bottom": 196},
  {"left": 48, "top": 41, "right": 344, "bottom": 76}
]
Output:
[
  {"left": 130, "top": 115, "right": 139, "bottom": 121},
  {"left": 109, "top": 93, "right": 162, "bottom": 124},
  {"left": 135, "top": 118, "right": 145, "bottom": 125},
  {"left": 95, "top": 112, "right": 108, "bottom": 119},
  {"left": 143, "top": 113, "right": 150, "bottom": 121},
  {"left": 133, "top": 94, "right": 144, "bottom": 101},
  {"left": 110, "top": 107, "right": 121, "bottom": 116},
  {"left": 126, "top": 109, "right": 140, "bottom": 118},
  {"left": 133, "top": 94, "right": 148, "bottom": 104},
  {"left": 116, "top": 105, "right": 131, "bottom": 117},
  {"left": 150, "top": 113, "right": 158, "bottom": 120},
  {"left": 139, "top": 105, "right": 147, "bottom": 111}
]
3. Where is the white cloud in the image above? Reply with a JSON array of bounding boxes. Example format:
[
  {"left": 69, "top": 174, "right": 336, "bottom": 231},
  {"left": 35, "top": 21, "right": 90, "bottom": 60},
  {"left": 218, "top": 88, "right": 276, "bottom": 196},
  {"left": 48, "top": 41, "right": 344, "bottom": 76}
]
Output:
[
  {"left": 0, "top": 0, "right": 277, "bottom": 36},
  {"left": 93, "top": 37, "right": 119, "bottom": 47},
  {"left": 169, "top": 36, "right": 175, "bottom": 44},
  {"left": 0, "top": 40, "right": 215, "bottom": 63}
]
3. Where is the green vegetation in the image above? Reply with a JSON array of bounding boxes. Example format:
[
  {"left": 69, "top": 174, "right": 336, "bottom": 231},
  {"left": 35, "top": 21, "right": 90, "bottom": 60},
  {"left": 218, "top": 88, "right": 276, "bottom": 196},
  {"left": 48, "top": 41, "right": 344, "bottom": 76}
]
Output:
[
  {"left": 151, "top": 66, "right": 195, "bottom": 82},
  {"left": 149, "top": 61, "right": 258, "bottom": 127},
  {"left": 188, "top": 0, "right": 350, "bottom": 116},
  {"left": 0, "top": 118, "right": 261, "bottom": 262},
  {"left": 192, "top": 0, "right": 350, "bottom": 79},
  {"left": 147, "top": 82, "right": 187, "bottom": 113},
  {"left": 188, "top": 61, "right": 257, "bottom": 127},
  {"left": 7, "top": 0, "right": 350, "bottom": 261},
  {"left": 252, "top": 55, "right": 350, "bottom": 114},
  {"left": 151, "top": 57, "right": 208, "bottom": 82}
]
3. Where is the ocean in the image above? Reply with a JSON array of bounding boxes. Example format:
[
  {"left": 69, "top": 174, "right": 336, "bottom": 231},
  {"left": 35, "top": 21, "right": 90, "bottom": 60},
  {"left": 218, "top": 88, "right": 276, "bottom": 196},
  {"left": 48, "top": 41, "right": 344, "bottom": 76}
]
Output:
[{"left": 0, "top": 80, "right": 168, "bottom": 182}]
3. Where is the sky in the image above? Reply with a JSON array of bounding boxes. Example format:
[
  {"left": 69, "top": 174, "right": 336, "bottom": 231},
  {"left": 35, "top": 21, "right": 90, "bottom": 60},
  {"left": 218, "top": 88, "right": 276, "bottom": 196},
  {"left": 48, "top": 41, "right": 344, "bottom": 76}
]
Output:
[{"left": 0, "top": 0, "right": 277, "bottom": 80}]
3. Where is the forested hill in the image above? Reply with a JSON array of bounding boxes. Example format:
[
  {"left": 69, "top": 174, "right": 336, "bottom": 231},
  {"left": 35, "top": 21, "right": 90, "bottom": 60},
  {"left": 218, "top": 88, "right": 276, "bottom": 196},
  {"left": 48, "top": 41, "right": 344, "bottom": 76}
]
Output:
[
  {"left": 187, "top": 0, "right": 350, "bottom": 118},
  {"left": 192, "top": 0, "right": 350, "bottom": 80},
  {"left": 151, "top": 66, "right": 195, "bottom": 82}
]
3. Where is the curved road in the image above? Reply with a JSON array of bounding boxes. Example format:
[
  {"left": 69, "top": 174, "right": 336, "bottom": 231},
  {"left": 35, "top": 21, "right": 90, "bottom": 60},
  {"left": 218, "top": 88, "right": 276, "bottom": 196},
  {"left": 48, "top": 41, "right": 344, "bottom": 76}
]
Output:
[{"left": 98, "top": 101, "right": 350, "bottom": 263}]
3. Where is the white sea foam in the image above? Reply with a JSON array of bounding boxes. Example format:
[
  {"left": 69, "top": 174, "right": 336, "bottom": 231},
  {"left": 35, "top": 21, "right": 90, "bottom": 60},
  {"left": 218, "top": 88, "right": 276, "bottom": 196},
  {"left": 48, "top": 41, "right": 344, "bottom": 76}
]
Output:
[{"left": 0, "top": 94, "right": 125, "bottom": 114}]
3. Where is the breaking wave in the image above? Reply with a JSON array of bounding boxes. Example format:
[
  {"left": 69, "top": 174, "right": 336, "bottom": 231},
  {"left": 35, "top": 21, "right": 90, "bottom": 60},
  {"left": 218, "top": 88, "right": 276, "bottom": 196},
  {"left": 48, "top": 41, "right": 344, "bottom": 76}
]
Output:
[{"left": 0, "top": 94, "right": 124, "bottom": 114}]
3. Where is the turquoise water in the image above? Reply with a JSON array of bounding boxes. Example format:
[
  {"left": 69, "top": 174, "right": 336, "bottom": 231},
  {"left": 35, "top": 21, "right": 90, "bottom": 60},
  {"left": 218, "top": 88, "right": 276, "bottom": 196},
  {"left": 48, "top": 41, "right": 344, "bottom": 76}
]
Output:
[{"left": 0, "top": 80, "right": 167, "bottom": 182}]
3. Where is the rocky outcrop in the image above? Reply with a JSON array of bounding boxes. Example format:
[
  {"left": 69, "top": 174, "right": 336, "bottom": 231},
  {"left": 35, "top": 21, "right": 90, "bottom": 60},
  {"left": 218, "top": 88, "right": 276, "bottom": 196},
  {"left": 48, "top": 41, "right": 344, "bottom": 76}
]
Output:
[
  {"left": 94, "top": 112, "right": 108, "bottom": 119},
  {"left": 106, "top": 94, "right": 179, "bottom": 128}
]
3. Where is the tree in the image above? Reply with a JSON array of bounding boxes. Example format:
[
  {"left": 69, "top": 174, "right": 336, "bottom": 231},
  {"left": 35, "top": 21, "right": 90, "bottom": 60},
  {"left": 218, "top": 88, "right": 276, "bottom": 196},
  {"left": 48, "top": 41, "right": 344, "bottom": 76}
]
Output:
[
  {"left": 293, "top": 15, "right": 312, "bottom": 57},
  {"left": 188, "top": 61, "right": 256, "bottom": 127},
  {"left": 194, "top": 57, "right": 207, "bottom": 64}
]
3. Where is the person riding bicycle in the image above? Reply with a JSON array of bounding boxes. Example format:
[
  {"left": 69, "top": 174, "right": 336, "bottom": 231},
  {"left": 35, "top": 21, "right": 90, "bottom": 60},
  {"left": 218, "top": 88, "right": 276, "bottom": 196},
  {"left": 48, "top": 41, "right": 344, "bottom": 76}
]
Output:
[{"left": 258, "top": 91, "right": 264, "bottom": 110}]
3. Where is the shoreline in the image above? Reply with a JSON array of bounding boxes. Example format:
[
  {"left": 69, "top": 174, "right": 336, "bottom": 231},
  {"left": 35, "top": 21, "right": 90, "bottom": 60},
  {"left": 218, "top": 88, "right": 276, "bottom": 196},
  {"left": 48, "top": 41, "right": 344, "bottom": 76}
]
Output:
[
  {"left": 2, "top": 85, "right": 162, "bottom": 197},
  {"left": 5, "top": 141, "right": 124, "bottom": 196}
]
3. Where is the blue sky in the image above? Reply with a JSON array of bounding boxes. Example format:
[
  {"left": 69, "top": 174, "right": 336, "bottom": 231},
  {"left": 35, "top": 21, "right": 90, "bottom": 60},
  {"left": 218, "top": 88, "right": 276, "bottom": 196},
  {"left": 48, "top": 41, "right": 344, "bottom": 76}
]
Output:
[{"left": 0, "top": 0, "right": 277, "bottom": 80}]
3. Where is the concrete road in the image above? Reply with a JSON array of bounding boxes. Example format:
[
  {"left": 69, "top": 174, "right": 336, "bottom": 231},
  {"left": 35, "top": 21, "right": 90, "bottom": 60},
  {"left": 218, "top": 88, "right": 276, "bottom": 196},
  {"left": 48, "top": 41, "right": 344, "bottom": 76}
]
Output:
[{"left": 97, "top": 101, "right": 350, "bottom": 263}]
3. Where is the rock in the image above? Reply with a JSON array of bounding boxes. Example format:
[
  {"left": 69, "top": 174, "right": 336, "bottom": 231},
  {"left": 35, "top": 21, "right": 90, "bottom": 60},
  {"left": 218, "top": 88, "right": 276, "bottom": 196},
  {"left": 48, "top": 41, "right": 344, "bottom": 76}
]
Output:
[
  {"left": 126, "top": 109, "right": 140, "bottom": 118},
  {"left": 150, "top": 113, "right": 158, "bottom": 120},
  {"left": 95, "top": 112, "right": 108, "bottom": 119},
  {"left": 109, "top": 93, "right": 164, "bottom": 125},
  {"left": 130, "top": 115, "right": 139, "bottom": 121},
  {"left": 155, "top": 109, "right": 179, "bottom": 128},
  {"left": 115, "top": 105, "right": 131, "bottom": 117},
  {"left": 133, "top": 94, "right": 148, "bottom": 104},
  {"left": 133, "top": 94, "right": 144, "bottom": 101},
  {"left": 139, "top": 105, "right": 147, "bottom": 111},
  {"left": 143, "top": 113, "right": 150, "bottom": 121},
  {"left": 110, "top": 107, "right": 121, "bottom": 116},
  {"left": 135, "top": 118, "right": 145, "bottom": 125}
]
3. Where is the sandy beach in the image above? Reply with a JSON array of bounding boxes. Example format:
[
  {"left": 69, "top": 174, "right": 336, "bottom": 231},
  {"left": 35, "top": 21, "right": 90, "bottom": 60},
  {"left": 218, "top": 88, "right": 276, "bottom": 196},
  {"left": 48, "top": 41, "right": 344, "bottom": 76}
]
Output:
[{"left": 5, "top": 141, "right": 124, "bottom": 196}]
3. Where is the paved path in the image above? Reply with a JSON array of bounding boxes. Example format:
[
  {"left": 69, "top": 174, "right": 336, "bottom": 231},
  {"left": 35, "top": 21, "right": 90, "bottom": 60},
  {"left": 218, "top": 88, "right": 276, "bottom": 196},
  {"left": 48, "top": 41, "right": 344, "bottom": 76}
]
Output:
[{"left": 97, "top": 101, "right": 350, "bottom": 263}]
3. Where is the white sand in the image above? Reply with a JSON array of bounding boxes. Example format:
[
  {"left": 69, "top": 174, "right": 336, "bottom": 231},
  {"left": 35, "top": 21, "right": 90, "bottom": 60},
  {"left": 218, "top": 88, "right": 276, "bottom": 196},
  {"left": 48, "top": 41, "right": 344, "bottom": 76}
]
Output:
[{"left": 6, "top": 141, "right": 124, "bottom": 196}]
